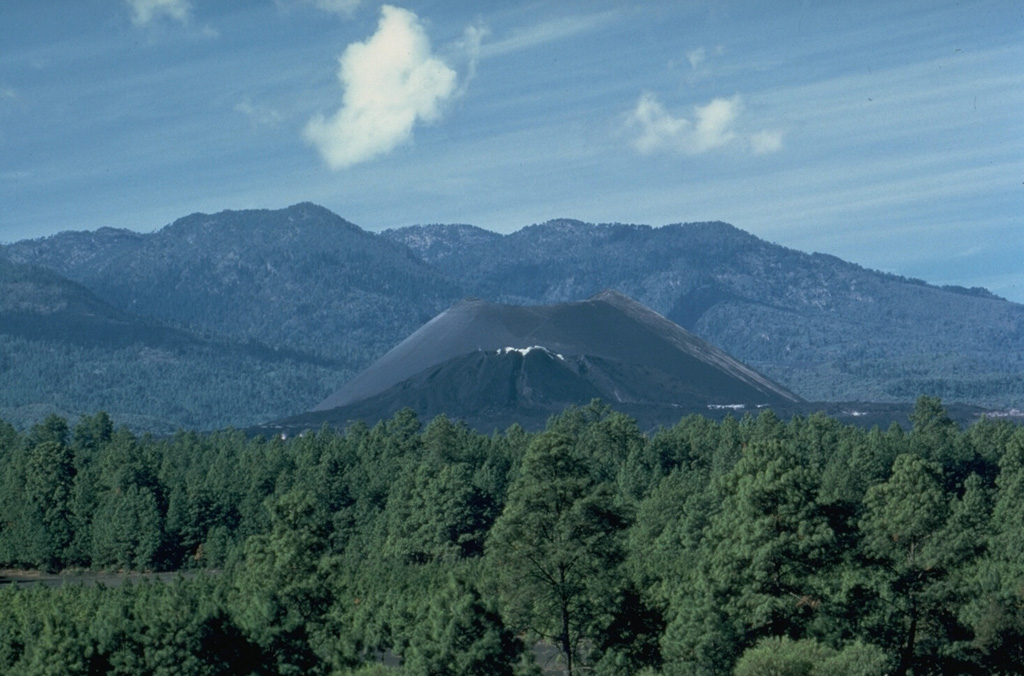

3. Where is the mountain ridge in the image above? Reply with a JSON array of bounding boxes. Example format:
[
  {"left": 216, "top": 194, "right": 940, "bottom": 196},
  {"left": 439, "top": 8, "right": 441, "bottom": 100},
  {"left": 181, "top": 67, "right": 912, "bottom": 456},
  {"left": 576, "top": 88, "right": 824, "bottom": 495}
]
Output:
[
  {"left": 384, "top": 218, "right": 1023, "bottom": 406},
  {"left": 3, "top": 202, "right": 1022, "bottom": 431},
  {"left": 3, "top": 203, "right": 459, "bottom": 364}
]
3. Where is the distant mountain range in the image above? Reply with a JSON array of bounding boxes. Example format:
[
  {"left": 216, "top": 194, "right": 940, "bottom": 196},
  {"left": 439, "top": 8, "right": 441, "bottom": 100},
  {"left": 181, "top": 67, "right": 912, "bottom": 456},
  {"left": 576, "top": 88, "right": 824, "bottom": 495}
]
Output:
[{"left": 2, "top": 203, "right": 1021, "bottom": 432}]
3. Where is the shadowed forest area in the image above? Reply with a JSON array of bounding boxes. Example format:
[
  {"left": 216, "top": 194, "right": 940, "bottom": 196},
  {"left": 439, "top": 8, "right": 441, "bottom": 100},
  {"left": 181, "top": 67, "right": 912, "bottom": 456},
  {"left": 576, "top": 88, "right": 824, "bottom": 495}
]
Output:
[{"left": 1, "top": 397, "right": 1022, "bottom": 674}]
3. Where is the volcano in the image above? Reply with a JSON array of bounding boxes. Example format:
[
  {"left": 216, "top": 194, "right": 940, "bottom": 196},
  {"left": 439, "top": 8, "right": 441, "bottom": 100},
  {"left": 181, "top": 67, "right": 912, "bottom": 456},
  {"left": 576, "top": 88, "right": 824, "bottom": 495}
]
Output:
[{"left": 272, "top": 290, "right": 804, "bottom": 432}]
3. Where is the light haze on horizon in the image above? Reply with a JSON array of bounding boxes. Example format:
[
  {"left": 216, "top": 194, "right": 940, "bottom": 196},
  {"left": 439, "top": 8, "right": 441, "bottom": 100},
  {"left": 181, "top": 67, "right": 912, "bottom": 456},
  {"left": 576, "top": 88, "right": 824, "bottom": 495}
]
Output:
[{"left": 1, "top": 1, "right": 1021, "bottom": 301}]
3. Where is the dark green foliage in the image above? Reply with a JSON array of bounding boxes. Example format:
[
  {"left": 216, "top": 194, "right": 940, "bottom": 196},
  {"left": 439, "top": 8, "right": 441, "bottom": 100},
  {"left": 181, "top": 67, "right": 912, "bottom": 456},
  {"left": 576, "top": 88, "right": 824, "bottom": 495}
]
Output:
[
  {"left": 382, "top": 461, "right": 491, "bottom": 563},
  {"left": 231, "top": 489, "right": 335, "bottom": 675},
  {"left": 401, "top": 574, "right": 524, "bottom": 676},
  {"left": 488, "top": 418, "right": 631, "bottom": 674},
  {"left": 959, "top": 428, "right": 1024, "bottom": 673},
  {"left": 733, "top": 636, "right": 890, "bottom": 676},
  {"left": 0, "top": 578, "right": 263, "bottom": 676},
  {"left": 660, "top": 439, "right": 836, "bottom": 673},
  {"left": 91, "top": 484, "right": 163, "bottom": 569},
  {"left": 0, "top": 400, "right": 1019, "bottom": 674}
]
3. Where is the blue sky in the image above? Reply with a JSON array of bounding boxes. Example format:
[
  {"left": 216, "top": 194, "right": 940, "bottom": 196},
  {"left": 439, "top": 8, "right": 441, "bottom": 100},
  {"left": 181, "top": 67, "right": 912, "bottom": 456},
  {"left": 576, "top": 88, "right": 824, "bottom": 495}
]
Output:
[{"left": 2, "top": 1, "right": 1022, "bottom": 301}]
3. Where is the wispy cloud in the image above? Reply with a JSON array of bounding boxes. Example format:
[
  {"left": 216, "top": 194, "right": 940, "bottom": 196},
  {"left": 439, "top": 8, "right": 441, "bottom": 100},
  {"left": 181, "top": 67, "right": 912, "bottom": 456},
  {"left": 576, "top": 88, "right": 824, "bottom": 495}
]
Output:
[
  {"left": 954, "top": 244, "right": 987, "bottom": 259},
  {"left": 686, "top": 47, "right": 707, "bottom": 70},
  {"left": 124, "top": 0, "right": 191, "bottom": 26},
  {"left": 235, "top": 99, "right": 283, "bottom": 128},
  {"left": 276, "top": 0, "right": 361, "bottom": 17},
  {"left": 628, "top": 92, "right": 782, "bottom": 156},
  {"left": 450, "top": 23, "right": 486, "bottom": 95},
  {"left": 749, "top": 130, "right": 784, "bottom": 155},
  {"left": 304, "top": 5, "right": 464, "bottom": 169},
  {"left": 480, "top": 11, "right": 618, "bottom": 58},
  {"left": 674, "top": 45, "right": 724, "bottom": 82}
]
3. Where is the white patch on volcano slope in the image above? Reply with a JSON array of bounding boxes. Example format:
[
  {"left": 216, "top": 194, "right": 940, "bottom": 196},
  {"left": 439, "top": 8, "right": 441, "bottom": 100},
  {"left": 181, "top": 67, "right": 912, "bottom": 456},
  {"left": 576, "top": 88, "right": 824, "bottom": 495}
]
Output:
[{"left": 497, "top": 346, "right": 565, "bottom": 360}]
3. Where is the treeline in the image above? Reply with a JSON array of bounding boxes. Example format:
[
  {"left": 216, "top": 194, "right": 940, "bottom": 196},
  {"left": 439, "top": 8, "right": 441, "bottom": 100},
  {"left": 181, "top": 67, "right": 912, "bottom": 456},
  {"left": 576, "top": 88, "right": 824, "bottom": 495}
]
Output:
[{"left": 1, "top": 399, "right": 1023, "bottom": 674}]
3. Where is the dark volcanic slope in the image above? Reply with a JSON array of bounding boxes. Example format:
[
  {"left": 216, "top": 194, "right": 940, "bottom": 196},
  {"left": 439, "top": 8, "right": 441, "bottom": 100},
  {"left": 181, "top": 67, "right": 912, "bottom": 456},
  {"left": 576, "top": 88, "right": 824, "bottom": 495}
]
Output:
[
  {"left": 281, "top": 348, "right": 587, "bottom": 432},
  {"left": 293, "top": 348, "right": 609, "bottom": 432},
  {"left": 313, "top": 290, "right": 801, "bottom": 415}
]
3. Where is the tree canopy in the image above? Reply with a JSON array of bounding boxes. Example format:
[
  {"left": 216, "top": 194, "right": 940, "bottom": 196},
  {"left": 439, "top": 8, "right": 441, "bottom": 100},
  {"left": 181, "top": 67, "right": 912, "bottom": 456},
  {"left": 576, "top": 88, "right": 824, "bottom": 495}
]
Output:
[{"left": 0, "top": 400, "right": 1021, "bottom": 674}]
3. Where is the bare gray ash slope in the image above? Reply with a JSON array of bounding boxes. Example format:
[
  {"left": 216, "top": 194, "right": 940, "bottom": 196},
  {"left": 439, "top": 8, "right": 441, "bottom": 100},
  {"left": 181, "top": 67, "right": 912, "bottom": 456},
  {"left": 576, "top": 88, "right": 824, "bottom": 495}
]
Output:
[
  {"left": 314, "top": 290, "right": 799, "bottom": 412},
  {"left": 274, "top": 291, "right": 806, "bottom": 433}
]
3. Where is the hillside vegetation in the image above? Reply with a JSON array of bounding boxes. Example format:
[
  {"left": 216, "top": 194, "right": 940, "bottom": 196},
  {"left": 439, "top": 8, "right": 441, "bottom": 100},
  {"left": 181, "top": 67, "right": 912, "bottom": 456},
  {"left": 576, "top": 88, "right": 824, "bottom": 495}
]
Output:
[{"left": 0, "top": 257, "right": 343, "bottom": 432}]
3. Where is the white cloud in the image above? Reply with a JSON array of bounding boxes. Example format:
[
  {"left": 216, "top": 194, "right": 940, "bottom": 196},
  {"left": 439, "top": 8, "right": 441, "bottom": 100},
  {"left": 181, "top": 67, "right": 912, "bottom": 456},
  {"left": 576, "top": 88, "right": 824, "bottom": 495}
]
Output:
[
  {"left": 628, "top": 92, "right": 782, "bottom": 156},
  {"left": 692, "top": 97, "right": 739, "bottom": 152},
  {"left": 304, "top": 5, "right": 459, "bottom": 169},
  {"left": 124, "top": 0, "right": 191, "bottom": 26},
  {"left": 629, "top": 92, "right": 736, "bottom": 154},
  {"left": 629, "top": 93, "right": 688, "bottom": 154}
]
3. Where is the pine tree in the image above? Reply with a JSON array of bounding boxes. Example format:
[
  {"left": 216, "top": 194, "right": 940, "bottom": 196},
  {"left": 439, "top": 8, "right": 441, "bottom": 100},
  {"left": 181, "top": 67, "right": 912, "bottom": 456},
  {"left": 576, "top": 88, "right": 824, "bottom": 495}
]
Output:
[
  {"left": 858, "top": 453, "right": 959, "bottom": 674},
  {"left": 964, "top": 429, "right": 1024, "bottom": 672},
  {"left": 24, "top": 438, "right": 76, "bottom": 571},
  {"left": 402, "top": 574, "right": 524, "bottom": 676},
  {"left": 231, "top": 488, "right": 334, "bottom": 676},
  {"left": 662, "top": 439, "right": 835, "bottom": 674},
  {"left": 488, "top": 430, "right": 628, "bottom": 675}
]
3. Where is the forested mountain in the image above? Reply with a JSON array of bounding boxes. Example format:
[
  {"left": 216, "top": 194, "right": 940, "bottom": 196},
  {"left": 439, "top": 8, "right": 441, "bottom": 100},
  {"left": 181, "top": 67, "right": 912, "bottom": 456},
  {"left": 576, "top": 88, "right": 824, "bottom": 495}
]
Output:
[
  {"left": 0, "top": 255, "right": 139, "bottom": 342},
  {"left": 0, "top": 257, "right": 341, "bottom": 432},
  {"left": 4, "top": 203, "right": 458, "bottom": 363},
  {"left": 3, "top": 202, "right": 1023, "bottom": 431}
]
